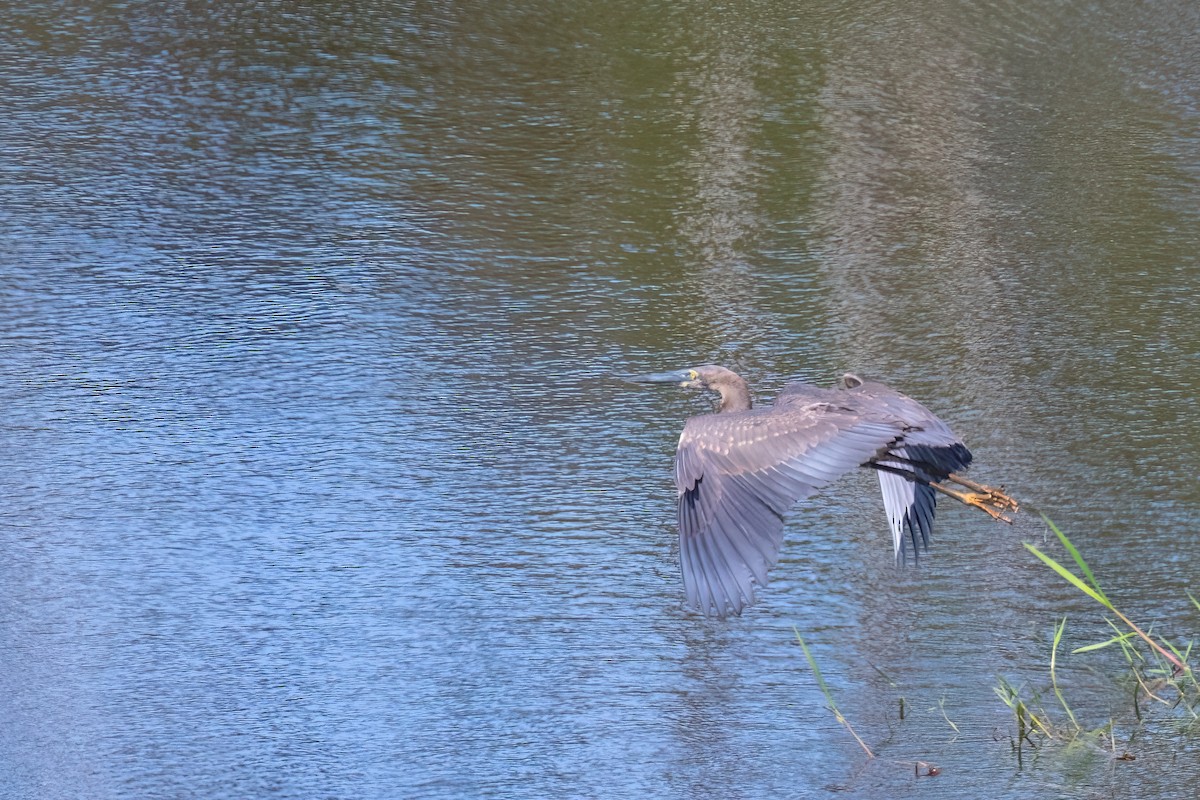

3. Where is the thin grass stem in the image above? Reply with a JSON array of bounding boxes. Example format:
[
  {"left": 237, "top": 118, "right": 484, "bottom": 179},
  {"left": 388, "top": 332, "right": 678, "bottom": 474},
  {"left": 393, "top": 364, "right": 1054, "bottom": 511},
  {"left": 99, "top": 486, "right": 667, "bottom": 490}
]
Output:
[
  {"left": 1050, "top": 617, "right": 1080, "bottom": 732},
  {"left": 1027, "top": 519, "right": 1189, "bottom": 676},
  {"left": 794, "top": 629, "right": 874, "bottom": 759}
]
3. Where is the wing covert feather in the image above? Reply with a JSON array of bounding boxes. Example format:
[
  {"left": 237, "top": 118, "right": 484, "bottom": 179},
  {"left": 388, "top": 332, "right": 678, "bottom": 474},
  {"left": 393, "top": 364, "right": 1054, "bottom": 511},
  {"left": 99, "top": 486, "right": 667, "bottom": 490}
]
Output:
[{"left": 673, "top": 407, "right": 903, "bottom": 616}]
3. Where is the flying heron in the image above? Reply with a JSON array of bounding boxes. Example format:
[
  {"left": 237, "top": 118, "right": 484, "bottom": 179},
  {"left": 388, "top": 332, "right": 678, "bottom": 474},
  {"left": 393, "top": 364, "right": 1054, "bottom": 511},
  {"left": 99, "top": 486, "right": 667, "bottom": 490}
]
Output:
[{"left": 630, "top": 365, "right": 1018, "bottom": 617}]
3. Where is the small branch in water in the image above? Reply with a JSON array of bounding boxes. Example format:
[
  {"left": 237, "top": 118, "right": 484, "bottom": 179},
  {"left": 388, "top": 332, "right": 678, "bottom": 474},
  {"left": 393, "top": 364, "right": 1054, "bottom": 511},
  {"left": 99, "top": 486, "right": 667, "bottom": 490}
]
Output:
[{"left": 794, "top": 628, "right": 874, "bottom": 759}]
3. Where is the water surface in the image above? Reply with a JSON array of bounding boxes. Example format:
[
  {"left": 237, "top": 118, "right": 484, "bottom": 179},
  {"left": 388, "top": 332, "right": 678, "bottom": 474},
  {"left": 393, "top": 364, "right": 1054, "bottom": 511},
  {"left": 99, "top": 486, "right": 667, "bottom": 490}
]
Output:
[{"left": 2, "top": 2, "right": 1198, "bottom": 798}]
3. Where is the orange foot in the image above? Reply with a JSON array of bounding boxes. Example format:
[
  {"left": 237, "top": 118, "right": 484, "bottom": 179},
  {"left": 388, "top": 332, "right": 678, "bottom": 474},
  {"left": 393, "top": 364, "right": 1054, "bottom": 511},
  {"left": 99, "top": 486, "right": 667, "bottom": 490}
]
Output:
[
  {"left": 946, "top": 473, "right": 1019, "bottom": 511},
  {"left": 932, "top": 480, "right": 1018, "bottom": 523}
]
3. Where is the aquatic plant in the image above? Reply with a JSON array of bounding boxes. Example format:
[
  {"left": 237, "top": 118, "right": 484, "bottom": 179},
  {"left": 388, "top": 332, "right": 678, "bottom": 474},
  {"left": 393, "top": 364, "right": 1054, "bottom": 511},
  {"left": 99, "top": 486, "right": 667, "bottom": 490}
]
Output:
[
  {"left": 794, "top": 518, "right": 1196, "bottom": 774},
  {"left": 794, "top": 628, "right": 874, "bottom": 758},
  {"left": 995, "top": 517, "right": 1198, "bottom": 760},
  {"left": 1026, "top": 517, "right": 1191, "bottom": 679},
  {"left": 794, "top": 630, "right": 942, "bottom": 776}
]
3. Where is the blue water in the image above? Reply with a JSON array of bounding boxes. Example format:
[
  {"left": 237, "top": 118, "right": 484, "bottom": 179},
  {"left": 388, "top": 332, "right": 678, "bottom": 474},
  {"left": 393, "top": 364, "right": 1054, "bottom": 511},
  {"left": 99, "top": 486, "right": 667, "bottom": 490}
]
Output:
[{"left": 3, "top": 2, "right": 1199, "bottom": 799}]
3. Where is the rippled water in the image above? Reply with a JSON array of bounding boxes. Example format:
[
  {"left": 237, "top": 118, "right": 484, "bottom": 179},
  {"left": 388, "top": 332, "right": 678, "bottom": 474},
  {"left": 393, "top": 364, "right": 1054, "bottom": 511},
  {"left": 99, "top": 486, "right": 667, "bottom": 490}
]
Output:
[{"left": 2, "top": 2, "right": 1198, "bottom": 798}]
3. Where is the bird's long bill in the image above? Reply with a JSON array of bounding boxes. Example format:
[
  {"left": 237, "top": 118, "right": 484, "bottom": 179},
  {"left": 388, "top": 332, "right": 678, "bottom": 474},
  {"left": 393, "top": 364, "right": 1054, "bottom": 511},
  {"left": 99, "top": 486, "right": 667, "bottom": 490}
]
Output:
[{"left": 622, "top": 370, "right": 694, "bottom": 385}]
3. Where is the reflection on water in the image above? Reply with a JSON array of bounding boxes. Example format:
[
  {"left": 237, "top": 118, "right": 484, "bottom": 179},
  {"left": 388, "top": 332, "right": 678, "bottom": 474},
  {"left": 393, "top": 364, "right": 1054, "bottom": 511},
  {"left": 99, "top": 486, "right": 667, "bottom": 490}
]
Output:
[
  {"left": 816, "top": 12, "right": 1015, "bottom": 378},
  {"left": 1, "top": 1, "right": 1198, "bottom": 799}
]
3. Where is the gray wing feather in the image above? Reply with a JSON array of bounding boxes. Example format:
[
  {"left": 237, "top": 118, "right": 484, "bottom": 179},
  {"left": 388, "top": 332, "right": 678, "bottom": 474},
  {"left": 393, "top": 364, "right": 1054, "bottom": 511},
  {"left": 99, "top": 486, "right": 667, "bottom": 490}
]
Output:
[
  {"left": 876, "top": 463, "right": 937, "bottom": 561},
  {"left": 675, "top": 409, "right": 902, "bottom": 616},
  {"left": 846, "top": 381, "right": 971, "bottom": 561}
]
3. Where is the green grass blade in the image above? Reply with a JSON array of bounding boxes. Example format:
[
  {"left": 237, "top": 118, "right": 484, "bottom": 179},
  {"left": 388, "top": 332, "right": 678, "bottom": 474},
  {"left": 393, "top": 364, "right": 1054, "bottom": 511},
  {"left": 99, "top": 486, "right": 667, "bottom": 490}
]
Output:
[
  {"left": 1072, "top": 632, "right": 1136, "bottom": 654},
  {"left": 994, "top": 676, "right": 1024, "bottom": 711},
  {"left": 1161, "top": 636, "right": 1187, "bottom": 662},
  {"left": 1024, "top": 542, "right": 1113, "bottom": 610},
  {"left": 1051, "top": 617, "right": 1080, "bottom": 731},
  {"left": 794, "top": 628, "right": 838, "bottom": 714},
  {"left": 794, "top": 628, "right": 875, "bottom": 758},
  {"left": 937, "top": 697, "right": 960, "bottom": 734},
  {"left": 1043, "top": 516, "right": 1110, "bottom": 606}
]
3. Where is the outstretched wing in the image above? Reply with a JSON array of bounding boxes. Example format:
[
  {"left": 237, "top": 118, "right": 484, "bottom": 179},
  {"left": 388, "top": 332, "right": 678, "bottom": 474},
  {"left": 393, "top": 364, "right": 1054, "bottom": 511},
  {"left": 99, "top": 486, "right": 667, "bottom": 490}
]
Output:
[{"left": 674, "top": 405, "right": 902, "bottom": 616}]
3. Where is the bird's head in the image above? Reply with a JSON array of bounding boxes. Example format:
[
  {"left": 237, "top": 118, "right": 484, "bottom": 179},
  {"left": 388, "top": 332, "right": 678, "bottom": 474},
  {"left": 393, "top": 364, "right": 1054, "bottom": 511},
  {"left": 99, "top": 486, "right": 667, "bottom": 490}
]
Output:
[
  {"left": 624, "top": 365, "right": 725, "bottom": 389},
  {"left": 624, "top": 365, "right": 751, "bottom": 412}
]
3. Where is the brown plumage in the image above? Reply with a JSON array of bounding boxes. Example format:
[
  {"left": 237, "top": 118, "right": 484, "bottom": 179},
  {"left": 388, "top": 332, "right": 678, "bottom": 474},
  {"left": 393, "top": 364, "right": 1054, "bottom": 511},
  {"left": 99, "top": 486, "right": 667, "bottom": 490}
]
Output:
[{"left": 630, "top": 366, "right": 1017, "bottom": 616}]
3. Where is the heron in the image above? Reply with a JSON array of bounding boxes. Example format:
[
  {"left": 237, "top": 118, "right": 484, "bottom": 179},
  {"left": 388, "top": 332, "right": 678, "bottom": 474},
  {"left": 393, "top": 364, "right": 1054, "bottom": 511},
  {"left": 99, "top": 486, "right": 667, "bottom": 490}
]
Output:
[{"left": 630, "top": 365, "right": 1018, "bottom": 617}]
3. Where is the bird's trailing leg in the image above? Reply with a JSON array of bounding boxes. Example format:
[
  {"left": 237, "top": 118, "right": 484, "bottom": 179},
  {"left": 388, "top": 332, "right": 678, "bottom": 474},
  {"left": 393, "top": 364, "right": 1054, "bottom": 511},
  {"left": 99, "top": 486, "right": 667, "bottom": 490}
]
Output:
[
  {"left": 932, "top": 474, "right": 1019, "bottom": 523},
  {"left": 946, "top": 473, "right": 1019, "bottom": 511},
  {"left": 875, "top": 455, "right": 1019, "bottom": 518}
]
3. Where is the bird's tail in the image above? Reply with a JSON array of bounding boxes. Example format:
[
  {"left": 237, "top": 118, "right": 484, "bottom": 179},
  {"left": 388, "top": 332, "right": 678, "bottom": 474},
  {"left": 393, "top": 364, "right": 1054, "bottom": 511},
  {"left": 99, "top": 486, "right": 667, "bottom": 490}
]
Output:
[{"left": 872, "top": 440, "right": 972, "bottom": 561}]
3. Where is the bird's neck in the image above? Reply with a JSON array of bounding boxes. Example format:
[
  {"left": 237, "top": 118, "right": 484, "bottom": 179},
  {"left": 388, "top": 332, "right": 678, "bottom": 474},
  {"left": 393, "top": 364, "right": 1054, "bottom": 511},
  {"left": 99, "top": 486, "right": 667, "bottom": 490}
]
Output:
[{"left": 716, "top": 380, "right": 752, "bottom": 413}]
